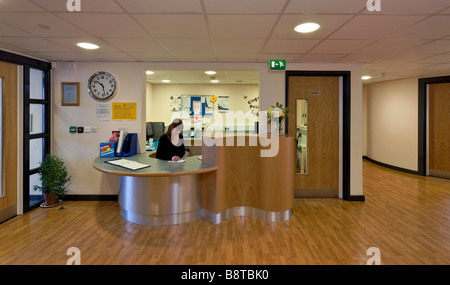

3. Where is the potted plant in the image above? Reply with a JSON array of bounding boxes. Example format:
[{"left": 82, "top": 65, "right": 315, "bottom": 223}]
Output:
[{"left": 33, "top": 154, "right": 71, "bottom": 207}]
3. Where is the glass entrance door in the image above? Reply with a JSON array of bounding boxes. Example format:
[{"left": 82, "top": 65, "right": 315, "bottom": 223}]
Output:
[{"left": 23, "top": 67, "right": 51, "bottom": 212}]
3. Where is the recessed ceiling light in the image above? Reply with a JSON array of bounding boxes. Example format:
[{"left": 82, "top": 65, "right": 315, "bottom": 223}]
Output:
[
  {"left": 362, "top": 76, "right": 372, "bottom": 80},
  {"left": 146, "top": 71, "right": 154, "bottom": 75},
  {"left": 205, "top": 71, "right": 216, "bottom": 75},
  {"left": 294, "top": 22, "right": 320, "bottom": 33},
  {"left": 162, "top": 80, "right": 171, "bottom": 83},
  {"left": 210, "top": 80, "right": 219, "bottom": 83},
  {"left": 77, "top": 42, "right": 99, "bottom": 50}
]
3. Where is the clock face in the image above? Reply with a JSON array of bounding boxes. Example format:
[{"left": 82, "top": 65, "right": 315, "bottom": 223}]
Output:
[{"left": 87, "top": 71, "right": 117, "bottom": 101}]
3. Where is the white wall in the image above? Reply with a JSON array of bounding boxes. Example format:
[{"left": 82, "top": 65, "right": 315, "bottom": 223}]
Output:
[
  {"left": 51, "top": 62, "right": 146, "bottom": 196},
  {"left": 364, "top": 78, "right": 418, "bottom": 171},
  {"left": 51, "top": 61, "right": 363, "bottom": 197}
]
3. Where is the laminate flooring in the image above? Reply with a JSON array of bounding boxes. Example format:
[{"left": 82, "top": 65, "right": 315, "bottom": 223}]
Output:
[{"left": 0, "top": 160, "right": 449, "bottom": 265}]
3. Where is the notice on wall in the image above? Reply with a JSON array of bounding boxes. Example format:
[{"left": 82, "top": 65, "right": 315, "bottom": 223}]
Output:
[
  {"left": 96, "top": 102, "right": 110, "bottom": 121},
  {"left": 112, "top": 102, "right": 137, "bottom": 120}
]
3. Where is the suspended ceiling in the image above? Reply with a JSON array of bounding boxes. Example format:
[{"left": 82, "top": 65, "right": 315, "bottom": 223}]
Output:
[{"left": 0, "top": 0, "right": 449, "bottom": 84}]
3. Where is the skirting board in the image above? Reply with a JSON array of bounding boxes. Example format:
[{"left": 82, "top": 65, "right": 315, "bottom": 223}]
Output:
[{"left": 363, "top": 156, "right": 418, "bottom": 175}]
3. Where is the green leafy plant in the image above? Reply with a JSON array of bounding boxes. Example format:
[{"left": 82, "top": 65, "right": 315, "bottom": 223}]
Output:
[{"left": 33, "top": 154, "right": 71, "bottom": 200}]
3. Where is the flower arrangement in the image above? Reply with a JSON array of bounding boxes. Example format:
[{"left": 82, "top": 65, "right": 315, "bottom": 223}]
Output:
[
  {"left": 210, "top": 95, "right": 218, "bottom": 103},
  {"left": 267, "top": 102, "right": 289, "bottom": 135},
  {"left": 267, "top": 102, "right": 289, "bottom": 124}
]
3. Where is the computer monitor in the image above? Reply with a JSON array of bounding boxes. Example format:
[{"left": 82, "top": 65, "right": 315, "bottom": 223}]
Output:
[{"left": 151, "top": 122, "right": 165, "bottom": 141}]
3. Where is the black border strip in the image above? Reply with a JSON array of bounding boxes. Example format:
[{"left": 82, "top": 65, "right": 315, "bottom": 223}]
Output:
[
  {"left": 418, "top": 75, "right": 450, "bottom": 176},
  {"left": 285, "top": 71, "right": 359, "bottom": 201},
  {"left": 64, "top": 195, "right": 118, "bottom": 201},
  {"left": 363, "top": 156, "right": 419, "bottom": 175}
]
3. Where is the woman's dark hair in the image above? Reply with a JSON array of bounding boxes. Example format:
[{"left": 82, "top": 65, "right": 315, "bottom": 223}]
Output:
[{"left": 165, "top": 119, "right": 183, "bottom": 140}]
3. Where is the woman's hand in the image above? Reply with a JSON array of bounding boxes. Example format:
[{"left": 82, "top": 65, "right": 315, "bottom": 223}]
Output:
[{"left": 172, "top": 156, "right": 180, "bottom": 161}]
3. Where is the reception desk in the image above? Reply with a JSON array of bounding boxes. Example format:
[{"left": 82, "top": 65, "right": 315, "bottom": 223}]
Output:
[{"left": 93, "top": 135, "right": 295, "bottom": 225}]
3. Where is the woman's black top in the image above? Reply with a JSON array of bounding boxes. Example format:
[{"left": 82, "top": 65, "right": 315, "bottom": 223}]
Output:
[{"left": 155, "top": 134, "right": 185, "bottom": 161}]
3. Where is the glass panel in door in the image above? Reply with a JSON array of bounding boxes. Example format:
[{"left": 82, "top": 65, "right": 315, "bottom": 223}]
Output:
[{"left": 296, "top": 99, "right": 307, "bottom": 174}]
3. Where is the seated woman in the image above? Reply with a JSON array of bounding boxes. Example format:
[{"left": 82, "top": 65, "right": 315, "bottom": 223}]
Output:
[{"left": 155, "top": 119, "right": 185, "bottom": 161}]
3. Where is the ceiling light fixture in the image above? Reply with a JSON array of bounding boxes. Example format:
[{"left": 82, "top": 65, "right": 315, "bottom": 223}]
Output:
[
  {"left": 77, "top": 42, "right": 99, "bottom": 50},
  {"left": 162, "top": 80, "right": 171, "bottom": 83},
  {"left": 146, "top": 71, "right": 154, "bottom": 75},
  {"left": 294, "top": 22, "right": 320, "bottom": 33},
  {"left": 362, "top": 76, "right": 372, "bottom": 80},
  {"left": 205, "top": 71, "right": 216, "bottom": 75}
]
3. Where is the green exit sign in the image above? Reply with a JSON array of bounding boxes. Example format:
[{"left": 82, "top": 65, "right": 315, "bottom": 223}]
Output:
[{"left": 269, "top": 60, "right": 286, "bottom": 70}]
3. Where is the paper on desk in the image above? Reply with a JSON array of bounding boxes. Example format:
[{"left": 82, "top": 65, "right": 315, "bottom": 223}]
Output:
[
  {"left": 167, "top": 160, "right": 185, "bottom": 163},
  {"left": 106, "top": 159, "right": 150, "bottom": 170}
]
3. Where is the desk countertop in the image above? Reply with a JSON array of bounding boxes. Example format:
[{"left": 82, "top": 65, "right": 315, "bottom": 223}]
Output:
[{"left": 93, "top": 153, "right": 217, "bottom": 177}]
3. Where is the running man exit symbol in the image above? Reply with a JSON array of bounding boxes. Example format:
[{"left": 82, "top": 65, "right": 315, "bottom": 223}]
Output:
[{"left": 269, "top": 60, "right": 286, "bottom": 70}]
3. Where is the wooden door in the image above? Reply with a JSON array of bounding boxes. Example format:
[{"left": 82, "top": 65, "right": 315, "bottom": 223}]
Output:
[
  {"left": 288, "top": 76, "right": 340, "bottom": 197},
  {"left": 0, "top": 61, "right": 18, "bottom": 222},
  {"left": 429, "top": 82, "right": 450, "bottom": 179}
]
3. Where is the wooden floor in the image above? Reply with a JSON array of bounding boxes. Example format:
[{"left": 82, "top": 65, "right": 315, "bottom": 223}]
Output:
[{"left": 1, "top": 160, "right": 449, "bottom": 265}]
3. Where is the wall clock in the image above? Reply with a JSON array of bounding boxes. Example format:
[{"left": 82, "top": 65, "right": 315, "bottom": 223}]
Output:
[{"left": 87, "top": 71, "right": 118, "bottom": 101}]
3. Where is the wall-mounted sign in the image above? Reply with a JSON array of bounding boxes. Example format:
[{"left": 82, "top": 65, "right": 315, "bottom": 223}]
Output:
[
  {"left": 309, "top": 90, "right": 321, "bottom": 96},
  {"left": 269, "top": 60, "right": 286, "bottom": 71}
]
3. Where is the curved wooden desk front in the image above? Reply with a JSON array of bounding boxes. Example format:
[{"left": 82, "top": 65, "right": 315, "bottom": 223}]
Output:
[
  {"left": 93, "top": 135, "right": 295, "bottom": 225},
  {"left": 201, "top": 135, "right": 295, "bottom": 223}
]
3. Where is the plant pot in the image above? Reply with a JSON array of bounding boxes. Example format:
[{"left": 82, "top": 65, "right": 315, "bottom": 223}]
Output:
[{"left": 42, "top": 193, "right": 62, "bottom": 207}]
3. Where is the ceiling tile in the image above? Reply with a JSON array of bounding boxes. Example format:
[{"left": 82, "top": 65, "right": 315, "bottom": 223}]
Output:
[
  {"left": 38, "top": 51, "right": 97, "bottom": 62},
  {"left": 387, "top": 15, "right": 450, "bottom": 39},
  {"left": 159, "top": 38, "right": 213, "bottom": 53},
  {"left": 0, "top": 37, "right": 70, "bottom": 52},
  {"left": 204, "top": 0, "right": 288, "bottom": 13},
  {"left": 57, "top": 13, "right": 149, "bottom": 38},
  {"left": 353, "top": 39, "right": 428, "bottom": 55},
  {"left": 103, "top": 38, "right": 167, "bottom": 53},
  {"left": 405, "top": 40, "right": 450, "bottom": 54},
  {"left": 336, "top": 53, "right": 385, "bottom": 63},
  {"left": 416, "top": 54, "right": 450, "bottom": 64},
  {"left": 271, "top": 14, "right": 354, "bottom": 40},
  {"left": 214, "top": 39, "right": 265, "bottom": 53},
  {"left": 116, "top": 0, "right": 203, "bottom": 13},
  {"left": 208, "top": 15, "right": 279, "bottom": 39},
  {"left": 0, "top": 12, "right": 90, "bottom": 37},
  {"left": 0, "top": 0, "right": 45, "bottom": 11},
  {"left": 285, "top": 0, "right": 365, "bottom": 14},
  {"left": 329, "top": 15, "right": 425, "bottom": 39},
  {"left": 134, "top": 15, "right": 209, "bottom": 39},
  {"left": 31, "top": 0, "right": 125, "bottom": 12},
  {"left": 263, "top": 39, "right": 320, "bottom": 54},
  {"left": 298, "top": 54, "right": 347, "bottom": 62},
  {"left": 127, "top": 52, "right": 177, "bottom": 62},
  {"left": 0, "top": 22, "right": 33, "bottom": 37},
  {"left": 310, "top": 39, "right": 373, "bottom": 54}
]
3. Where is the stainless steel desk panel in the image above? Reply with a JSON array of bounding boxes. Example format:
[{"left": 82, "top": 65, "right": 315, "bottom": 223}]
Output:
[{"left": 118, "top": 174, "right": 203, "bottom": 226}]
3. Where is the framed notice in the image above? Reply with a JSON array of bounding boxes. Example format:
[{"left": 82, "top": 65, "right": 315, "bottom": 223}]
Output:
[
  {"left": 112, "top": 102, "right": 137, "bottom": 120},
  {"left": 61, "top": 82, "right": 80, "bottom": 106}
]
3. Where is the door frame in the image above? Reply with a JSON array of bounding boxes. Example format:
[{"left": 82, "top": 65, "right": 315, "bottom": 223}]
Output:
[
  {"left": 285, "top": 70, "right": 356, "bottom": 201},
  {"left": 418, "top": 75, "right": 450, "bottom": 176},
  {"left": 0, "top": 50, "right": 52, "bottom": 213}
]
